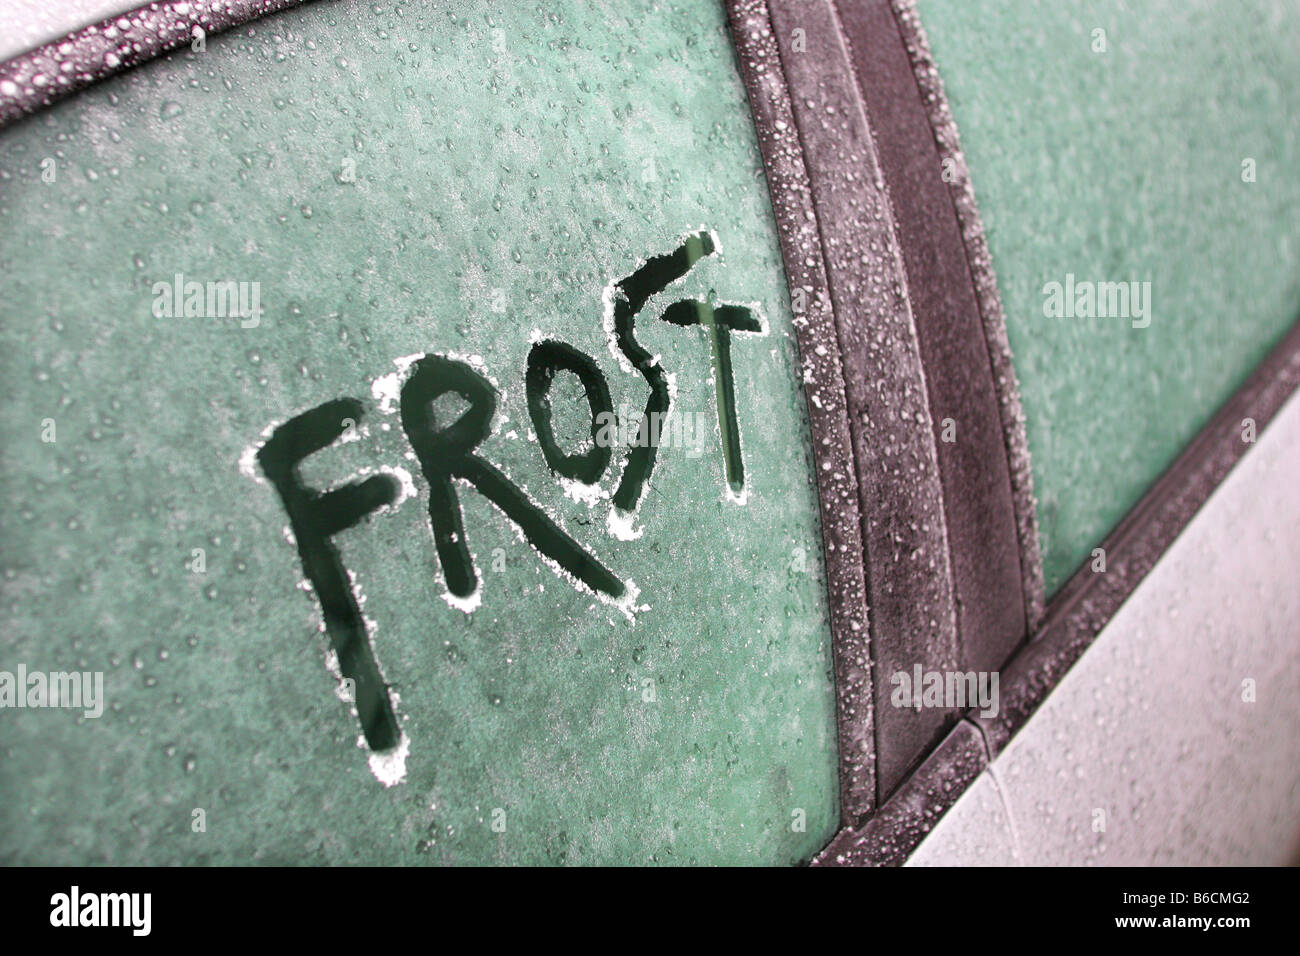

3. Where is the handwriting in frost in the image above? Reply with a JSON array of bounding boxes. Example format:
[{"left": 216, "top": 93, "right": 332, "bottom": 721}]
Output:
[{"left": 251, "top": 232, "right": 766, "bottom": 757}]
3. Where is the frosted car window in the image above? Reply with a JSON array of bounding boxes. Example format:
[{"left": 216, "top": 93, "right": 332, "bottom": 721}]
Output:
[
  {"left": 917, "top": 0, "right": 1300, "bottom": 595},
  {"left": 0, "top": 0, "right": 838, "bottom": 864}
]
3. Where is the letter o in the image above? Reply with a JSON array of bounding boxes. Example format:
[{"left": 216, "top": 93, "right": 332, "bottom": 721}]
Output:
[{"left": 525, "top": 340, "right": 613, "bottom": 485}]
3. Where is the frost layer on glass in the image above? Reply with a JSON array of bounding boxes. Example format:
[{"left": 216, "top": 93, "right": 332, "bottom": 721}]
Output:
[{"left": 0, "top": 0, "right": 839, "bottom": 864}]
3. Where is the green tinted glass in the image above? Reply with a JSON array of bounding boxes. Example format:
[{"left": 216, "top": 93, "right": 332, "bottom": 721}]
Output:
[
  {"left": 919, "top": 0, "right": 1300, "bottom": 594},
  {"left": 0, "top": 0, "right": 838, "bottom": 864}
]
